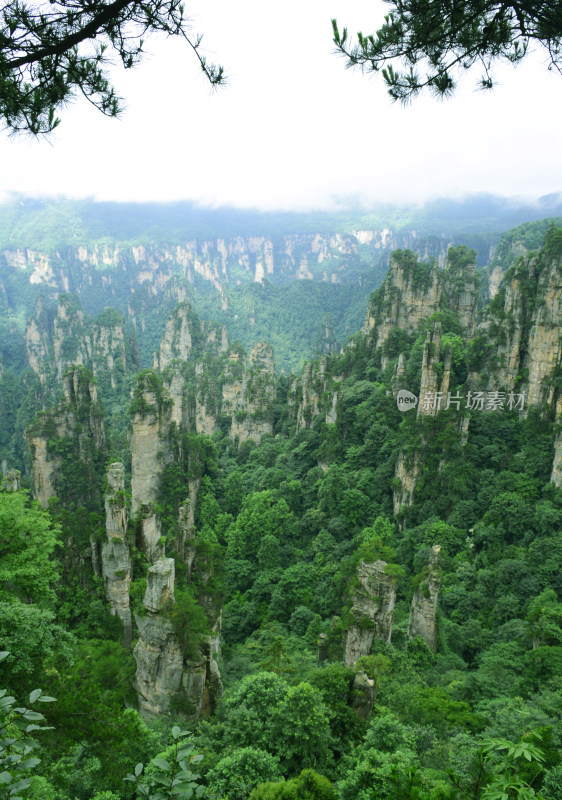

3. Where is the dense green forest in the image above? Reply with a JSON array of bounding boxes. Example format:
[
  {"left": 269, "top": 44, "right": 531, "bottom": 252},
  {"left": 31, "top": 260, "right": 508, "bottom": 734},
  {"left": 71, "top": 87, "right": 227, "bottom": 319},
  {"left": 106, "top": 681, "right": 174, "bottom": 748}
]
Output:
[{"left": 2, "top": 210, "right": 562, "bottom": 800}]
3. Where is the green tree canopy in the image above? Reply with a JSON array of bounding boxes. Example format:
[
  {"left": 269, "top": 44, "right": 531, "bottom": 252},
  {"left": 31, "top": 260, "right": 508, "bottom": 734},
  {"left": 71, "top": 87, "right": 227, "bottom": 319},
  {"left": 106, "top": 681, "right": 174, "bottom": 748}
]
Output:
[{"left": 0, "top": 490, "right": 60, "bottom": 604}]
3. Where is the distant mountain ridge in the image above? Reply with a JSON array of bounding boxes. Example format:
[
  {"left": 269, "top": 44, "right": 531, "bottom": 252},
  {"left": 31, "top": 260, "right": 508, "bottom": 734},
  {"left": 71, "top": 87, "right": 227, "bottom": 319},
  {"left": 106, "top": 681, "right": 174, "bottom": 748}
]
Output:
[
  {"left": 2, "top": 192, "right": 562, "bottom": 246},
  {"left": 1, "top": 194, "right": 561, "bottom": 376}
]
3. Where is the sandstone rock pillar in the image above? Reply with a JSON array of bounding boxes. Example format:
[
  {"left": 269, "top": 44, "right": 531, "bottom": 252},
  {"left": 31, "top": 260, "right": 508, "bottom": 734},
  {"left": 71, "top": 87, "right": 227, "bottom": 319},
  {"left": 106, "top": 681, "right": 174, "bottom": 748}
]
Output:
[
  {"left": 133, "top": 557, "right": 223, "bottom": 719},
  {"left": 344, "top": 560, "right": 396, "bottom": 668},
  {"left": 101, "top": 462, "right": 132, "bottom": 646},
  {"left": 408, "top": 545, "right": 442, "bottom": 652}
]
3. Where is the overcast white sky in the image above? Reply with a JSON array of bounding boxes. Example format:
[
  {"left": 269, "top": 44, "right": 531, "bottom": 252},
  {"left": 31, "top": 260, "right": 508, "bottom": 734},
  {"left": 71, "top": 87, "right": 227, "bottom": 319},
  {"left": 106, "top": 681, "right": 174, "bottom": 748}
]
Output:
[{"left": 0, "top": 0, "right": 561, "bottom": 210}]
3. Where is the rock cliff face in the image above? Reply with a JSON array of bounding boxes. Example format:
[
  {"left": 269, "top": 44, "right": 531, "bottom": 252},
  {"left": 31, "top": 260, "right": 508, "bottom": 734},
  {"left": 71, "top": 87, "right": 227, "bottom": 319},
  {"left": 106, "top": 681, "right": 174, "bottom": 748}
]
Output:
[
  {"left": 178, "top": 501, "right": 198, "bottom": 578},
  {"left": 133, "top": 557, "right": 223, "bottom": 718},
  {"left": 364, "top": 238, "right": 562, "bottom": 514},
  {"left": 130, "top": 373, "right": 173, "bottom": 561},
  {"left": 288, "top": 355, "right": 342, "bottom": 432},
  {"left": 408, "top": 545, "right": 442, "bottom": 652},
  {"left": 552, "top": 401, "right": 562, "bottom": 488},
  {"left": 25, "top": 298, "right": 50, "bottom": 384},
  {"left": 468, "top": 245, "right": 562, "bottom": 413},
  {"left": 391, "top": 322, "right": 457, "bottom": 514},
  {"left": 26, "top": 367, "right": 107, "bottom": 508},
  {"left": 101, "top": 462, "right": 132, "bottom": 646},
  {"left": 25, "top": 295, "right": 138, "bottom": 394},
  {"left": 417, "top": 323, "right": 452, "bottom": 417},
  {"left": 364, "top": 247, "right": 479, "bottom": 368},
  {"left": 4, "top": 228, "right": 467, "bottom": 304},
  {"left": 352, "top": 671, "right": 376, "bottom": 720},
  {"left": 393, "top": 451, "right": 421, "bottom": 516},
  {"left": 155, "top": 303, "right": 275, "bottom": 445},
  {"left": 344, "top": 560, "right": 396, "bottom": 668},
  {"left": 1, "top": 469, "right": 20, "bottom": 493},
  {"left": 222, "top": 342, "right": 276, "bottom": 444},
  {"left": 52, "top": 295, "right": 89, "bottom": 379}
]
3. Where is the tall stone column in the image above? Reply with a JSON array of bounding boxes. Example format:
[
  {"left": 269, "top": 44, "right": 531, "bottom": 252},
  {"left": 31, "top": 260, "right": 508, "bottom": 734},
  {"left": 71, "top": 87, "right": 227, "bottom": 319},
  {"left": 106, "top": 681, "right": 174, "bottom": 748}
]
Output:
[
  {"left": 408, "top": 545, "right": 442, "bottom": 652},
  {"left": 344, "top": 560, "right": 396, "bottom": 668},
  {"left": 101, "top": 462, "right": 132, "bottom": 646}
]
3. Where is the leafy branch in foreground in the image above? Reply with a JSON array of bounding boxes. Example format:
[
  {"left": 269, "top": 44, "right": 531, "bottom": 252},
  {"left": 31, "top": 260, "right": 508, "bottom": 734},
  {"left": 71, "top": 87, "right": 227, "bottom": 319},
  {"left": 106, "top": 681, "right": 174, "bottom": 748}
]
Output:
[
  {"left": 125, "top": 724, "right": 205, "bottom": 799},
  {"left": 0, "top": 0, "right": 225, "bottom": 134},
  {"left": 479, "top": 732, "right": 546, "bottom": 800},
  {"left": 0, "top": 651, "right": 56, "bottom": 800},
  {"left": 333, "top": 1, "right": 562, "bottom": 101}
]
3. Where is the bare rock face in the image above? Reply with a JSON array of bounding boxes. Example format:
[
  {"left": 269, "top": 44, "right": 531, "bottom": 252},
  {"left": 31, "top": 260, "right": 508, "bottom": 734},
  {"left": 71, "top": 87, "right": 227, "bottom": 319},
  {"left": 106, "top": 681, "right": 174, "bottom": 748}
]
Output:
[
  {"left": 393, "top": 451, "right": 421, "bottom": 516},
  {"left": 408, "top": 545, "right": 442, "bottom": 652},
  {"left": 289, "top": 355, "right": 342, "bottom": 432},
  {"left": 364, "top": 248, "right": 479, "bottom": 368},
  {"left": 143, "top": 558, "right": 175, "bottom": 613},
  {"left": 158, "top": 303, "right": 195, "bottom": 370},
  {"left": 352, "top": 671, "right": 375, "bottom": 719},
  {"left": 552, "top": 405, "right": 562, "bottom": 488},
  {"left": 25, "top": 298, "right": 50, "bottom": 385},
  {"left": 133, "top": 557, "right": 223, "bottom": 719},
  {"left": 391, "top": 353, "right": 408, "bottom": 397},
  {"left": 344, "top": 560, "right": 396, "bottom": 668},
  {"left": 418, "top": 323, "right": 452, "bottom": 417},
  {"left": 134, "top": 613, "right": 183, "bottom": 716},
  {"left": 27, "top": 435, "right": 57, "bottom": 508},
  {"left": 101, "top": 462, "right": 132, "bottom": 646},
  {"left": 469, "top": 249, "right": 562, "bottom": 415},
  {"left": 524, "top": 256, "right": 562, "bottom": 409},
  {"left": 156, "top": 303, "right": 229, "bottom": 434},
  {"left": 25, "top": 295, "right": 137, "bottom": 405},
  {"left": 178, "top": 500, "right": 198, "bottom": 579},
  {"left": 53, "top": 295, "right": 90, "bottom": 380},
  {"left": 1, "top": 469, "right": 21, "bottom": 493},
  {"left": 91, "top": 313, "right": 132, "bottom": 391},
  {"left": 130, "top": 373, "right": 173, "bottom": 561},
  {"left": 26, "top": 366, "right": 107, "bottom": 508},
  {"left": 105, "top": 462, "right": 128, "bottom": 538},
  {"left": 222, "top": 342, "right": 276, "bottom": 444}
]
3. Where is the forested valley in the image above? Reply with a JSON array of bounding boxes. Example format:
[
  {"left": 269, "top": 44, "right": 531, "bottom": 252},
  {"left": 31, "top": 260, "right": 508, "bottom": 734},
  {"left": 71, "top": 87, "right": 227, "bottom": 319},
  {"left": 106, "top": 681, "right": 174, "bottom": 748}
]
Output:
[{"left": 2, "top": 198, "right": 562, "bottom": 800}]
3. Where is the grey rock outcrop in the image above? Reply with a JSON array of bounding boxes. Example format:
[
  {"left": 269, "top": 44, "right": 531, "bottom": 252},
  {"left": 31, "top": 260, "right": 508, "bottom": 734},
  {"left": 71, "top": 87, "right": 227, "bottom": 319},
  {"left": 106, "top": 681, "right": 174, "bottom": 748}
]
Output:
[
  {"left": 289, "top": 355, "right": 342, "bottom": 432},
  {"left": 143, "top": 558, "right": 175, "bottom": 613},
  {"left": 418, "top": 323, "right": 452, "bottom": 417},
  {"left": 27, "top": 367, "right": 107, "bottom": 508},
  {"left": 408, "top": 545, "right": 442, "bottom": 652},
  {"left": 352, "top": 671, "right": 375, "bottom": 719},
  {"left": 393, "top": 450, "right": 421, "bottom": 516},
  {"left": 25, "top": 295, "right": 138, "bottom": 394},
  {"left": 344, "top": 560, "right": 396, "bottom": 668},
  {"left": 130, "top": 372, "right": 173, "bottom": 561},
  {"left": 551, "top": 401, "right": 562, "bottom": 488},
  {"left": 101, "top": 462, "right": 132, "bottom": 646},
  {"left": 391, "top": 353, "right": 408, "bottom": 397},
  {"left": 468, "top": 247, "right": 562, "bottom": 415},
  {"left": 133, "top": 557, "right": 223, "bottom": 719},
  {"left": 222, "top": 342, "right": 276, "bottom": 444},
  {"left": 1, "top": 469, "right": 21, "bottom": 493},
  {"left": 364, "top": 247, "right": 479, "bottom": 368},
  {"left": 178, "top": 500, "right": 198, "bottom": 579}
]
